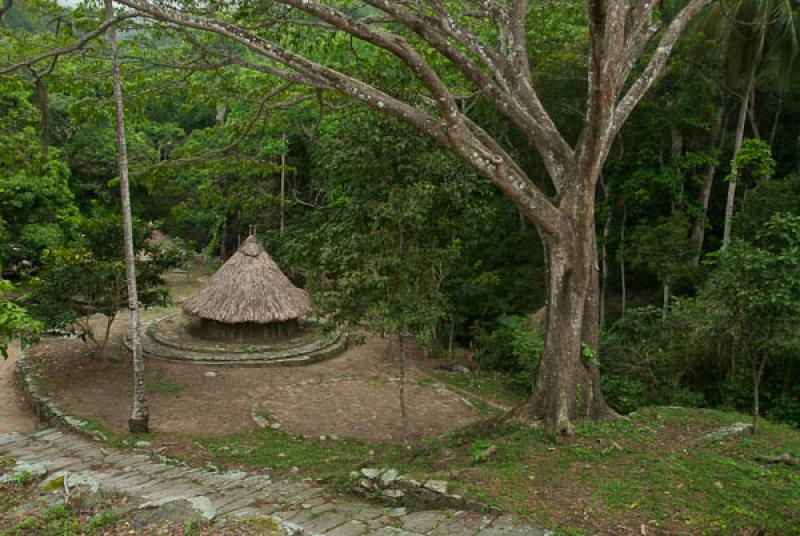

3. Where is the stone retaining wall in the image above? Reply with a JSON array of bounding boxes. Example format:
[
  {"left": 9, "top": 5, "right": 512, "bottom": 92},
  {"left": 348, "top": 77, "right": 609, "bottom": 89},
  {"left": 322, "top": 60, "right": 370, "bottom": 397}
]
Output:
[
  {"left": 352, "top": 467, "right": 502, "bottom": 515},
  {"left": 16, "top": 347, "right": 108, "bottom": 442}
]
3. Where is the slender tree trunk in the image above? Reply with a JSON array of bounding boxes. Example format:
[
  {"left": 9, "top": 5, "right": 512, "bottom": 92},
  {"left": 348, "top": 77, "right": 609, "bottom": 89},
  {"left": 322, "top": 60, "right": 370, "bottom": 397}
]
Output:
[
  {"left": 671, "top": 124, "right": 683, "bottom": 212},
  {"left": 105, "top": 0, "right": 149, "bottom": 433},
  {"left": 748, "top": 87, "right": 761, "bottom": 140},
  {"left": 722, "top": 85, "right": 751, "bottom": 250},
  {"left": 399, "top": 334, "right": 408, "bottom": 445},
  {"left": 219, "top": 219, "right": 227, "bottom": 260},
  {"left": 691, "top": 107, "right": 724, "bottom": 266},
  {"left": 33, "top": 76, "right": 49, "bottom": 157},
  {"left": 752, "top": 356, "right": 767, "bottom": 434},
  {"left": 620, "top": 203, "right": 627, "bottom": 317},
  {"left": 599, "top": 176, "right": 612, "bottom": 331},
  {"left": 691, "top": 163, "right": 715, "bottom": 264},
  {"left": 280, "top": 133, "right": 286, "bottom": 236},
  {"left": 662, "top": 283, "right": 670, "bottom": 320},
  {"left": 96, "top": 313, "right": 116, "bottom": 360},
  {"left": 723, "top": 35, "right": 762, "bottom": 250},
  {"left": 768, "top": 96, "right": 782, "bottom": 147},
  {"left": 448, "top": 317, "right": 454, "bottom": 357}
]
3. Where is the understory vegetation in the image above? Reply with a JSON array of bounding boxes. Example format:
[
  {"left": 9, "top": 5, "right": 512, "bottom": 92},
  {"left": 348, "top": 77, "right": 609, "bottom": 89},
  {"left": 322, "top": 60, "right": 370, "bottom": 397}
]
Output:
[{"left": 185, "top": 404, "right": 800, "bottom": 534}]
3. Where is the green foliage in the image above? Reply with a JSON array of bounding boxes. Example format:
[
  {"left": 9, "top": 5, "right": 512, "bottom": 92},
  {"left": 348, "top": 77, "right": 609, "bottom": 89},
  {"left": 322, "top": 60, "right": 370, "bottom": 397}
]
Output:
[
  {"left": 296, "top": 108, "right": 495, "bottom": 345},
  {"left": 188, "top": 404, "right": 800, "bottom": 534},
  {"left": 700, "top": 213, "right": 800, "bottom": 422},
  {"left": 728, "top": 138, "right": 775, "bottom": 187},
  {"left": 601, "top": 305, "right": 705, "bottom": 413},
  {"left": 474, "top": 315, "right": 544, "bottom": 395},
  {"left": 736, "top": 173, "right": 800, "bottom": 240},
  {"left": 702, "top": 212, "right": 800, "bottom": 343},
  {"left": 26, "top": 214, "right": 183, "bottom": 351},
  {"left": 0, "top": 79, "right": 79, "bottom": 270},
  {"left": 0, "top": 276, "right": 41, "bottom": 359},
  {"left": 627, "top": 211, "right": 699, "bottom": 288},
  {"left": 604, "top": 213, "right": 800, "bottom": 424}
]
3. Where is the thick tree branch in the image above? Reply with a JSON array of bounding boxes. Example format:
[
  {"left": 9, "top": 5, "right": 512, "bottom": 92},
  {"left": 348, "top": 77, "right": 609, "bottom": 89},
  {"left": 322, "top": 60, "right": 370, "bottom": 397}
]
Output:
[
  {"left": 277, "top": 0, "right": 461, "bottom": 124},
  {"left": 363, "top": 0, "right": 575, "bottom": 190},
  {"left": 115, "top": 0, "right": 446, "bottom": 143},
  {"left": 0, "top": 13, "right": 134, "bottom": 75},
  {"left": 114, "top": 0, "right": 565, "bottom": 233},
  {"left": 612, "top": 0, "right": 714, "bottom": 140},
  {"left": 0, "top": 0, "right": 12, "bottom": 24},
  {"left": 574, "top": 0, "right": 627, "bottom": 189}
]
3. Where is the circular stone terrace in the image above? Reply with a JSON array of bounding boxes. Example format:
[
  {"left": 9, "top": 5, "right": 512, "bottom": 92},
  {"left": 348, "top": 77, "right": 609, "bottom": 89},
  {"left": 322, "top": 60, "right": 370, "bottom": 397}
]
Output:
[{"left": 132, "top": 311, "right": 347, "bottom": 366}]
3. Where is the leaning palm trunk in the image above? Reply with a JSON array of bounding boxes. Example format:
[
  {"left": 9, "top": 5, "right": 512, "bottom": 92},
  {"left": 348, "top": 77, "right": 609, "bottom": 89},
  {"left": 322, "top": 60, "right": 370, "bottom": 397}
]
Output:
[
  {"left": 105, "top": 0, "right": 149, "bottom": 433},
  {"left": 722, "top": 26, "right": 765, "bottom": 250},
  {"left": 722, "top": 82, "right": 751, "bottom": 250}
]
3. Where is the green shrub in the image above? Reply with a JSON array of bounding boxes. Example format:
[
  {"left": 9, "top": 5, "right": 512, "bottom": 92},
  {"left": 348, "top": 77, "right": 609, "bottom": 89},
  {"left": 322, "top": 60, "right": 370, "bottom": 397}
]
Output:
[
  {"left": 600, "top": 305, "right": 705, "bottom": 413},
  {"left": 474, "top": 315, "right": 544, "bottom": 395}
]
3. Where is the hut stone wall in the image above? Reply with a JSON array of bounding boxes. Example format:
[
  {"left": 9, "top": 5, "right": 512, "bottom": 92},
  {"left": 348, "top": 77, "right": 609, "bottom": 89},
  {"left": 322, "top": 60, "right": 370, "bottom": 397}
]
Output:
[{"left": 194, "top": 318, "right": 302, "bottom": 343}]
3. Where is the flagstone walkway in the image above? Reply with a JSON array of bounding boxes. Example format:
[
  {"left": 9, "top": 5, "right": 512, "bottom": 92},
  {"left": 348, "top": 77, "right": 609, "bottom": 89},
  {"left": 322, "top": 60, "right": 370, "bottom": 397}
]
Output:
[{"left": 0, "top": 429, "right": 549, "bottom": 535}]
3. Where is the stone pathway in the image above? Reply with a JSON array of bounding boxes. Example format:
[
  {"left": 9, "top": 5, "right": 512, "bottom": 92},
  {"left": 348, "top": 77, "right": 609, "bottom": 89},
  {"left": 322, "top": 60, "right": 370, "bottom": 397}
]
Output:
[{"left": 0, "top": 429, "right": 549, "bottom": 535}]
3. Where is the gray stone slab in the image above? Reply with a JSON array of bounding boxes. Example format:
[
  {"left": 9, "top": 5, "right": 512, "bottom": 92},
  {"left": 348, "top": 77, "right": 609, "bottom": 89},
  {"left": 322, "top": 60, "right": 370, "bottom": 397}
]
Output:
[
  {"left": 325, "top": 520, "right": 369, "bottom": 536},
  {"left": 302, "top": 511, "right": 351, "bottom": 533},
  {"left": 368, "top": 528, "right": 421, "bottom": 536},
  {"left": 136, "top": 463, "right": 173, "bottom": 477},
  {"left": 217, "top": 496, "right": 258, "bottom": 516},
  {"left": 139, "top": 482, "right": 207, "bottom": 502},
  {"left": 224, "top": 506, "right": 265, "bottom": 519},
  {"left": 427, "top": 511, "right": 490, "bottom": 536},
  {"left": 32, "top": 429, "right": 63, "bottom": 441},
  {"left": 0, "top": 432, "right": 28, "bottom": 447},
  {"left": 402, "top": 511, "right": 447, "bottom": 533}
]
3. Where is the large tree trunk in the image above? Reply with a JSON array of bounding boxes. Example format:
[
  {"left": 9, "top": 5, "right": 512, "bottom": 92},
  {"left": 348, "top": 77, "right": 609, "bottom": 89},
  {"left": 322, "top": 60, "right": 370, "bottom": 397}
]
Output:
[
  {"left": 517, "top": 204, "right": 614, "bottom": 436},
  {"left": 105, "top": 0, "right": 149, "bottom": 433}
]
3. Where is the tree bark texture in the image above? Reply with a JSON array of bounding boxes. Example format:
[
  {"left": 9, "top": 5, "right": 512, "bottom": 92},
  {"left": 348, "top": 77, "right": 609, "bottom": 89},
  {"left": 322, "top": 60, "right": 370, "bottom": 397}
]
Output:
[{"left": 105, "top": 0, "right": 149, "bottom": 434}]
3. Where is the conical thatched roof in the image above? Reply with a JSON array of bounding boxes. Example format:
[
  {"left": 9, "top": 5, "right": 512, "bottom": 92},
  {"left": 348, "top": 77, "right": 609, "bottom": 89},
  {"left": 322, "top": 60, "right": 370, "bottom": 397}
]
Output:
[{"left": 183, "top": 236, "right": 311, "bottom": 324}]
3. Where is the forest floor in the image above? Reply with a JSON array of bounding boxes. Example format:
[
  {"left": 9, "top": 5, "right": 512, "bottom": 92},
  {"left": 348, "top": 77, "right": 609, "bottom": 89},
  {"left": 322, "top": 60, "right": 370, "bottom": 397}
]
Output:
[
  {"left": 27, "top": 314, "right": 489, "bottom": 443},
  {"left": 20, "top": 271, "right": 800, "bottom": 535}
]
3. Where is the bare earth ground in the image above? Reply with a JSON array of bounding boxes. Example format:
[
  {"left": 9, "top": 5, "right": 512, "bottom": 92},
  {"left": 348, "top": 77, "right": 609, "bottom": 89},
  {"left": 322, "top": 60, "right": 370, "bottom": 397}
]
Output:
[
  {"left": 27, "top": 310, "right": 482, "bottom": 443},
  {"left": 0, "top": 341, "right": 37, "bottom": 434}
]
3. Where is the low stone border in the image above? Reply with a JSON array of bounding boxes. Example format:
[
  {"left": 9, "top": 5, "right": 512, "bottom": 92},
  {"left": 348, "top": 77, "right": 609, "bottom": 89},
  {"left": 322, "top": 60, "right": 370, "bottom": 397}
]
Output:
[
  {"left": 351, "top": 467, "right": 502, "bottom": 515},
  {"left": 16, "top": 346, "right": 108, "bottom": 442},
  {"left": 134, "top": 312, "right": 349, "bottom": 367}
]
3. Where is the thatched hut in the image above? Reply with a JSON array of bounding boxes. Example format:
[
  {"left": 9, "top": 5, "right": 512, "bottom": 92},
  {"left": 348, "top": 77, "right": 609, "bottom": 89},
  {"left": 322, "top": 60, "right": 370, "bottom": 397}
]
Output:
[{"left": 183, "top": 235, "right": 311, "bottom": 342}]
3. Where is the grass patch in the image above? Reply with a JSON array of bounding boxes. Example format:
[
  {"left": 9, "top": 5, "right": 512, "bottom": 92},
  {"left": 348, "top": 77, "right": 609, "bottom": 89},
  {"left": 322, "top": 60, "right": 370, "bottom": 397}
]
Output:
[
  {"left": 145, "top": 377, "right": 186, "bottom": 395},
  {"left": 0, "top": 457, "right": 14, "bottom": 472},
  {"left": 1, "top": 498, "right": 121, "bottom": 535},
  {"left": 184, "top": 396, "right": 800, "bottom": 534},
  {"left": 431, "top": 371, "right": 527, "bottom": 407}
]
